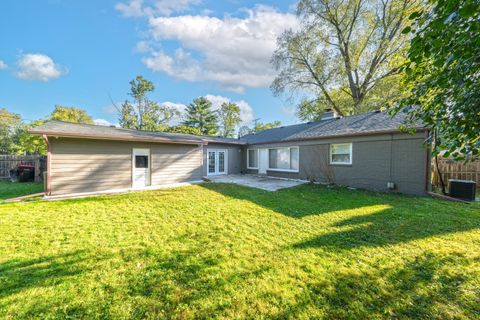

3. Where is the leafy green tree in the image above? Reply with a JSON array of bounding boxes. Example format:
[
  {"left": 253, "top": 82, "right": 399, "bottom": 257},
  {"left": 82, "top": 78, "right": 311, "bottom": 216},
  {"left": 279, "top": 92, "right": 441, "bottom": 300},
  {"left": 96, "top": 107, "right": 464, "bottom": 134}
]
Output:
[
  {"left": 182, "top": 97, "right": 219, "bottom": 136},
  {"left": 119, "top": 76, "right": 179, "bottom": 131},
  {"left": 396, "top": 0, "right": 480, "bottom": 160},
  {"left": 254, "top": 121, "right": 282, "bottom": 133},
  {"left": 0, "top": 108, "right": 22, "bottom": 154},
  {"left": 218, "top": 102, "right": 241, "bottom": 138},
  {"left": 50, "top": 105, "right": 94, "bottom": 124},
  {"left": 272, "top": 0, "right": 416, "bottom": 118},
  {"left": 165, "top": 125, "right": 203, "bottom": 136},
  {"left": 238, "top": 120, "right": 282, "bottom": 137},
  {"left": 13, "top": 121, "right": 47, "bottom": 155}
]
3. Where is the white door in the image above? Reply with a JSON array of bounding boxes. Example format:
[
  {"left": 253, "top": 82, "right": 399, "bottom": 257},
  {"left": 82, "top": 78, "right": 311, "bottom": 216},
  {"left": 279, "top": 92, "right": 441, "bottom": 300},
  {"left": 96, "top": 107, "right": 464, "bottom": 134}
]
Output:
[
  {"left": 132, "top": 148, "right": 151, "bottom": 188},
  {"left": 259, "top": 148, "right": 268, "bottom": 174},
  {"left": 207, "top": 149, "right": 228, "bottom": 175}
]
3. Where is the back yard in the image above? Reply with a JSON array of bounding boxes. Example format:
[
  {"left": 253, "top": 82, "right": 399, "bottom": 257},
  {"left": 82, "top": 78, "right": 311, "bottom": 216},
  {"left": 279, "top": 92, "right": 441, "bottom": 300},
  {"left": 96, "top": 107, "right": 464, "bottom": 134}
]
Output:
[{"left": 0, "top": 183, "right": 479, "bottom": 319}]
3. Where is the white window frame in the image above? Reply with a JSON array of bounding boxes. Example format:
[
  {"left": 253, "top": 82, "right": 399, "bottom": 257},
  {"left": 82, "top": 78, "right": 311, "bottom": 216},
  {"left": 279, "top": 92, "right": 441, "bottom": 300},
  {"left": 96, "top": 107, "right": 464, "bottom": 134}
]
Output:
[
  {"left": 247, "top": 149, "right": 259, "bottom": 169},
  {"left": 330, "top": 143, "right": 353, "bottom": 165},
  {"left": 267, "top": 146, "right": 299, "bottom": 173}
]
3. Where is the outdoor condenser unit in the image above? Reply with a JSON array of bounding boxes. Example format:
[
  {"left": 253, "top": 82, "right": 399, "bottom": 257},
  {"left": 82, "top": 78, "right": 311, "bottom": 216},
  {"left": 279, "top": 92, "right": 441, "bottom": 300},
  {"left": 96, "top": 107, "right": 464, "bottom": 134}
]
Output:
[{"left": 449, "top": 179, "right": 477, "bottom": 201}]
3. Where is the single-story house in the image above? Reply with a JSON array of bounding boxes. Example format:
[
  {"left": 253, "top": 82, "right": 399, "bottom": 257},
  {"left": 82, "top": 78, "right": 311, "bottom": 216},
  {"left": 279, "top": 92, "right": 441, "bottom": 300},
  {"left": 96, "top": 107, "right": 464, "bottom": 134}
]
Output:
[{"left": 30, "top": 110, "right": 430, "bottom": 197}]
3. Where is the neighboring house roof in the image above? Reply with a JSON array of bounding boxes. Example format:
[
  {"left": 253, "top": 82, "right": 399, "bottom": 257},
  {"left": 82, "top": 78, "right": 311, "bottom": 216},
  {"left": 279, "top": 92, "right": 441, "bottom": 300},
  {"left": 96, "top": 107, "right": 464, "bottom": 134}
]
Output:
[
  {"left": 242, "top": 110, "right": 426, "bottom": 145},
  {"left": 29, "top": 120, "right": 246, "bottom": 145}
]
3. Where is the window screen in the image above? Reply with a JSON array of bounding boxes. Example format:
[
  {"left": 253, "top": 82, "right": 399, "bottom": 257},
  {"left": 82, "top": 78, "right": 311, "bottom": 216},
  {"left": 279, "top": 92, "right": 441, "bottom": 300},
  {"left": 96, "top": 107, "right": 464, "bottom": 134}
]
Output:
[{"left": 135, "top": 155, "right": 149, "bottom": 168}]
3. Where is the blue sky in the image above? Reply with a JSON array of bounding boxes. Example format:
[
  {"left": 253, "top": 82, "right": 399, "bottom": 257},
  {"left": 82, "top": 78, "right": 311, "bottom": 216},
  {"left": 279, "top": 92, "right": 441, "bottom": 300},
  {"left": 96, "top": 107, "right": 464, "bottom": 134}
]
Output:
[{"left": 0, "top": 0, "right": 300, "bottom": 127}]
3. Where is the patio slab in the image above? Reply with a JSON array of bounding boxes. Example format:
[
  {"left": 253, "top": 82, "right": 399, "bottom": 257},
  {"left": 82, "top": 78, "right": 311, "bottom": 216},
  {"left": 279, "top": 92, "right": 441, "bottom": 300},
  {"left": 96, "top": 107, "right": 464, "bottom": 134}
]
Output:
[{"left": 205, "top": 174, "right": 307, "bottom": 191}]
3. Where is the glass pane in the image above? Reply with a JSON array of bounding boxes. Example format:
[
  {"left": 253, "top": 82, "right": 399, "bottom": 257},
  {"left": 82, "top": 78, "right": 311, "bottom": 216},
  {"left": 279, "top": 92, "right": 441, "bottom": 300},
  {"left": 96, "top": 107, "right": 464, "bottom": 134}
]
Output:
[
  {"left": 290, "top": 147, "right": 299, "bottom": 170},
  {"left": 135, "top": 155, "right": 148, "bottom": 168},
  {"left": 331, "top": 144, "right": 350, "bottom": 154},
  {"left": 208, "top": 151, "right": 216, "bottom": 173},
  {"left": 269, "top": 149, "right": 277, "bottom": 168},
  {"left": 269, "top": 148, "right": 290, "bottom": 169},
  {"left": 332, "top": 153, "right": 350, "bottom": 163},
  {"left": 219, "top": 152, "right": 225, "bottom": 173},
  {"left": 248, "top": 149, "right": 257, "bottom": 168}
]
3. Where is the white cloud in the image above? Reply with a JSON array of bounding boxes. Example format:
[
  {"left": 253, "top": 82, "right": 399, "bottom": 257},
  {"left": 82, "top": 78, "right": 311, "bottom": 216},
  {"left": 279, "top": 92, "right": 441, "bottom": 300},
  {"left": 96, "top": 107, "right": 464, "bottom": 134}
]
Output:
[
  {"left": 204, "top": 94, "right": 255, "bottom": 125},
  {"left": 94, "top": 119, "right": 115, "bottom": 126},
  {"left": 142, "top": 48, "right": 201, "bottom": 81},
  {"left": 0, "top": 60, "right": 7, "bottom": 70},
  {"left": 116, "top": 0, "right": 201, "bottom": 17},
  {"left": 15, "top": 53, "right": 66, "bottom": 81},
  {"left": 134, "top": 5, "right": 298, "bottom": 92},
  {"left": 115, "top": 0, "right": 144, "bottom": 17}
]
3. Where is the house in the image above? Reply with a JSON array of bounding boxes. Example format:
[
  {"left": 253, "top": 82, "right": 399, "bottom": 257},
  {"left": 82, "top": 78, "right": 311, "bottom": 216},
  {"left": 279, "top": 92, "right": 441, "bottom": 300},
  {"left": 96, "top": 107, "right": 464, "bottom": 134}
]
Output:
[{"left": 30, "top": 110, "right": 430, "bottom": 197}]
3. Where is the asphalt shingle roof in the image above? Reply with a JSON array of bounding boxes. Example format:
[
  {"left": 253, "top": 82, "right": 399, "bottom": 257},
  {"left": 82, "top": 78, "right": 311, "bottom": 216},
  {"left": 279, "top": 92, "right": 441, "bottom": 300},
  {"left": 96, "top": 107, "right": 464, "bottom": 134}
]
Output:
[
  {"left": 242, "top": 110, "right": 425, "bottom": 145},
  {"left": 30, "top": 110, "right": 424, "bottom": 146},
  {"left": 30, "top": 120, "right": 246, "bottom": 145}
]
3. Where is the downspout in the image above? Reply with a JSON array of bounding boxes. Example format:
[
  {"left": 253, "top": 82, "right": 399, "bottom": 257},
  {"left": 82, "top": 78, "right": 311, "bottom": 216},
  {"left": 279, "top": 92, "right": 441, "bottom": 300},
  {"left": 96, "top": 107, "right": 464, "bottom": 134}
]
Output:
[
  {"left": 424, "top": 130, "right": 431, "bottom": 193},
  {"left": 43, "top": 134, "right": 52, "bottom": 196},
  {"left": 432, "top": 129, "right": 446, "bottom": 195}
]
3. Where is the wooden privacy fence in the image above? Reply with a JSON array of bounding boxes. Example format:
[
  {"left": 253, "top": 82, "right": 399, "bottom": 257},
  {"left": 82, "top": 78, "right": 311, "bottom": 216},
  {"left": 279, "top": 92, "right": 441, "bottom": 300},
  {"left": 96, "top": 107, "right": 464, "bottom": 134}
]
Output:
[
  {"left": 432, "top": 158, "right": 480, "bottom": 189},
  {"left": 0, "top": 155, "right": 46, "bottom": 182}
]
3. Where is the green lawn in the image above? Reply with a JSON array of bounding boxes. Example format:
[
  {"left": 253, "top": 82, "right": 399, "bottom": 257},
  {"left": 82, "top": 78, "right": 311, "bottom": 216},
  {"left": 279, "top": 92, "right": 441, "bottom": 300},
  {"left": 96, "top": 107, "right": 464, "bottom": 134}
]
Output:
[
  {"left": 0, "top": 181, "right": 44, "bottom": 200},
  {"left": 0, "top": 183, "right": 479, "bottom": 319}
]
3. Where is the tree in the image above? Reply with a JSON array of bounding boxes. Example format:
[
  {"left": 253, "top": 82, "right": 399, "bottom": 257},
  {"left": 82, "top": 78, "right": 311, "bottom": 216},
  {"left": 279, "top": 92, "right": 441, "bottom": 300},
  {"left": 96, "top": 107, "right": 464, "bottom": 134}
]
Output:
[
  {"left": 166, "top": 125, "right": 203, "bottom": 136},
  {"left": 272, "top": 0, "right": 417, "bottom": 118},
  {"left": 238, "top": 120, "right": 282, "bottom": 137},
  {"left": 118, "top": 76, "right": 179, "bottom": 131},
  {"left": 218, "top": 102, "right": 241, "bottom": 138},
  {"left": 13, "top": 120, "right": 47, "bottom": 155},
  {"left": 254, "top": 121, "right": 282, "bottom": 133},
  {"left": 0, "top": 108, "right": 22, "bottom": 154},
  {"left": 395, "top": 0, "right": 480, "bottom": 160},
  {"left": 182, "top": 97, "right": 219, "bottom": 136},
  {"left": 50, "top": 105, "right": 94, "bottom": 124}
]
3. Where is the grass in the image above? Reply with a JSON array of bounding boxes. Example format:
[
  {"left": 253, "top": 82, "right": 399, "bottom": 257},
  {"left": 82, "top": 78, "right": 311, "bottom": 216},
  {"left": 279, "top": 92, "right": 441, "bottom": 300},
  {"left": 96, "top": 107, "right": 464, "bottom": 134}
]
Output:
[
  {"left": 0, "top": 181, "right": 44, "bottom": 200},
  {"left": 0, "top": 183, "right": 479, "bottom": 319}
]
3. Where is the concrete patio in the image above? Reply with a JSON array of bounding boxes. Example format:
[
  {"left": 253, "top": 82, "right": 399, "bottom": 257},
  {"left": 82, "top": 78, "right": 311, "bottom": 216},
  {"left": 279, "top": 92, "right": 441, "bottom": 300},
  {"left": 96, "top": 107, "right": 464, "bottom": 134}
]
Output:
[{"left": 205, "top": 174, "right": 307, "bottom": 191}]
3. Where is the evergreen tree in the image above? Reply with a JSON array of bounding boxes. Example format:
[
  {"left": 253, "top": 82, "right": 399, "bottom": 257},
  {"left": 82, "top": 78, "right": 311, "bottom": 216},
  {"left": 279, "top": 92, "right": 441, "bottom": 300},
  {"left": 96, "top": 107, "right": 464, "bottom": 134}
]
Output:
[{"left": 182, "top": 97, "right": 219, "bottom": 136}]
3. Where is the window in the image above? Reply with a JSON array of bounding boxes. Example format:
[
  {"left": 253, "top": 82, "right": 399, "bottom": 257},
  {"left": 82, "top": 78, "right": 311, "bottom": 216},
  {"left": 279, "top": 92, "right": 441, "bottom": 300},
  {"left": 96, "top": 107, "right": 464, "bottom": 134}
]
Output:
[
  {"left": 208, "top": 151, "right": 216, "bottom": 174},
  {"left": 247, "top": 149, "right": 258, "bottom": 169},
  {"left": 268, "top": 147, "right": 299, "bottom": 172},
  {"left": 135, "top": 155, "right": 149, "bottom": 168},
  {"left": 330, "top": 143, "right": 352, "bottom": 165}
]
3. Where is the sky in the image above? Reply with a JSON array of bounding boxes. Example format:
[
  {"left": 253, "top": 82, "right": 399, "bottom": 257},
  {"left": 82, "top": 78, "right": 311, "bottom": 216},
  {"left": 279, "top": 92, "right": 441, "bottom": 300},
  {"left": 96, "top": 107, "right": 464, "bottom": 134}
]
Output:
[{"left": 0, "top": 0, "right": 301, "bottom": 128}]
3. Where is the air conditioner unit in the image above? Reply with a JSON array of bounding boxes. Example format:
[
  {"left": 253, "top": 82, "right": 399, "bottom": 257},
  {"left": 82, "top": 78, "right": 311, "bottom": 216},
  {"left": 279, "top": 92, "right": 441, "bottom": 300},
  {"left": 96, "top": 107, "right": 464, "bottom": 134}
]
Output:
[{"left": 449, "top": 179, "right": 477, "bottom": 201}]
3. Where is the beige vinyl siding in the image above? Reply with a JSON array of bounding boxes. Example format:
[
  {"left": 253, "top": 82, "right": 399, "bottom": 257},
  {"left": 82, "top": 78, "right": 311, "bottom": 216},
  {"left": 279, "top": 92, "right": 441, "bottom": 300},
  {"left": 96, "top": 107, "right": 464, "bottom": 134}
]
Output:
[
  {"left": 50, "top": 138, "right": 203, "bottom": 196},
  {"left": 151, "top": 144, "right": 203, "bottom": 185}
]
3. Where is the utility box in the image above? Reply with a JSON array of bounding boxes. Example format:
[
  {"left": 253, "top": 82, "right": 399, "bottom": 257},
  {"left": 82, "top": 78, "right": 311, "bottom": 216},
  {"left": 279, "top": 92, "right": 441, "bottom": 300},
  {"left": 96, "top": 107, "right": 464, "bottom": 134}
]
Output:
[{"left": 449, "top": 179, "right": 476, "bottom": 201}]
